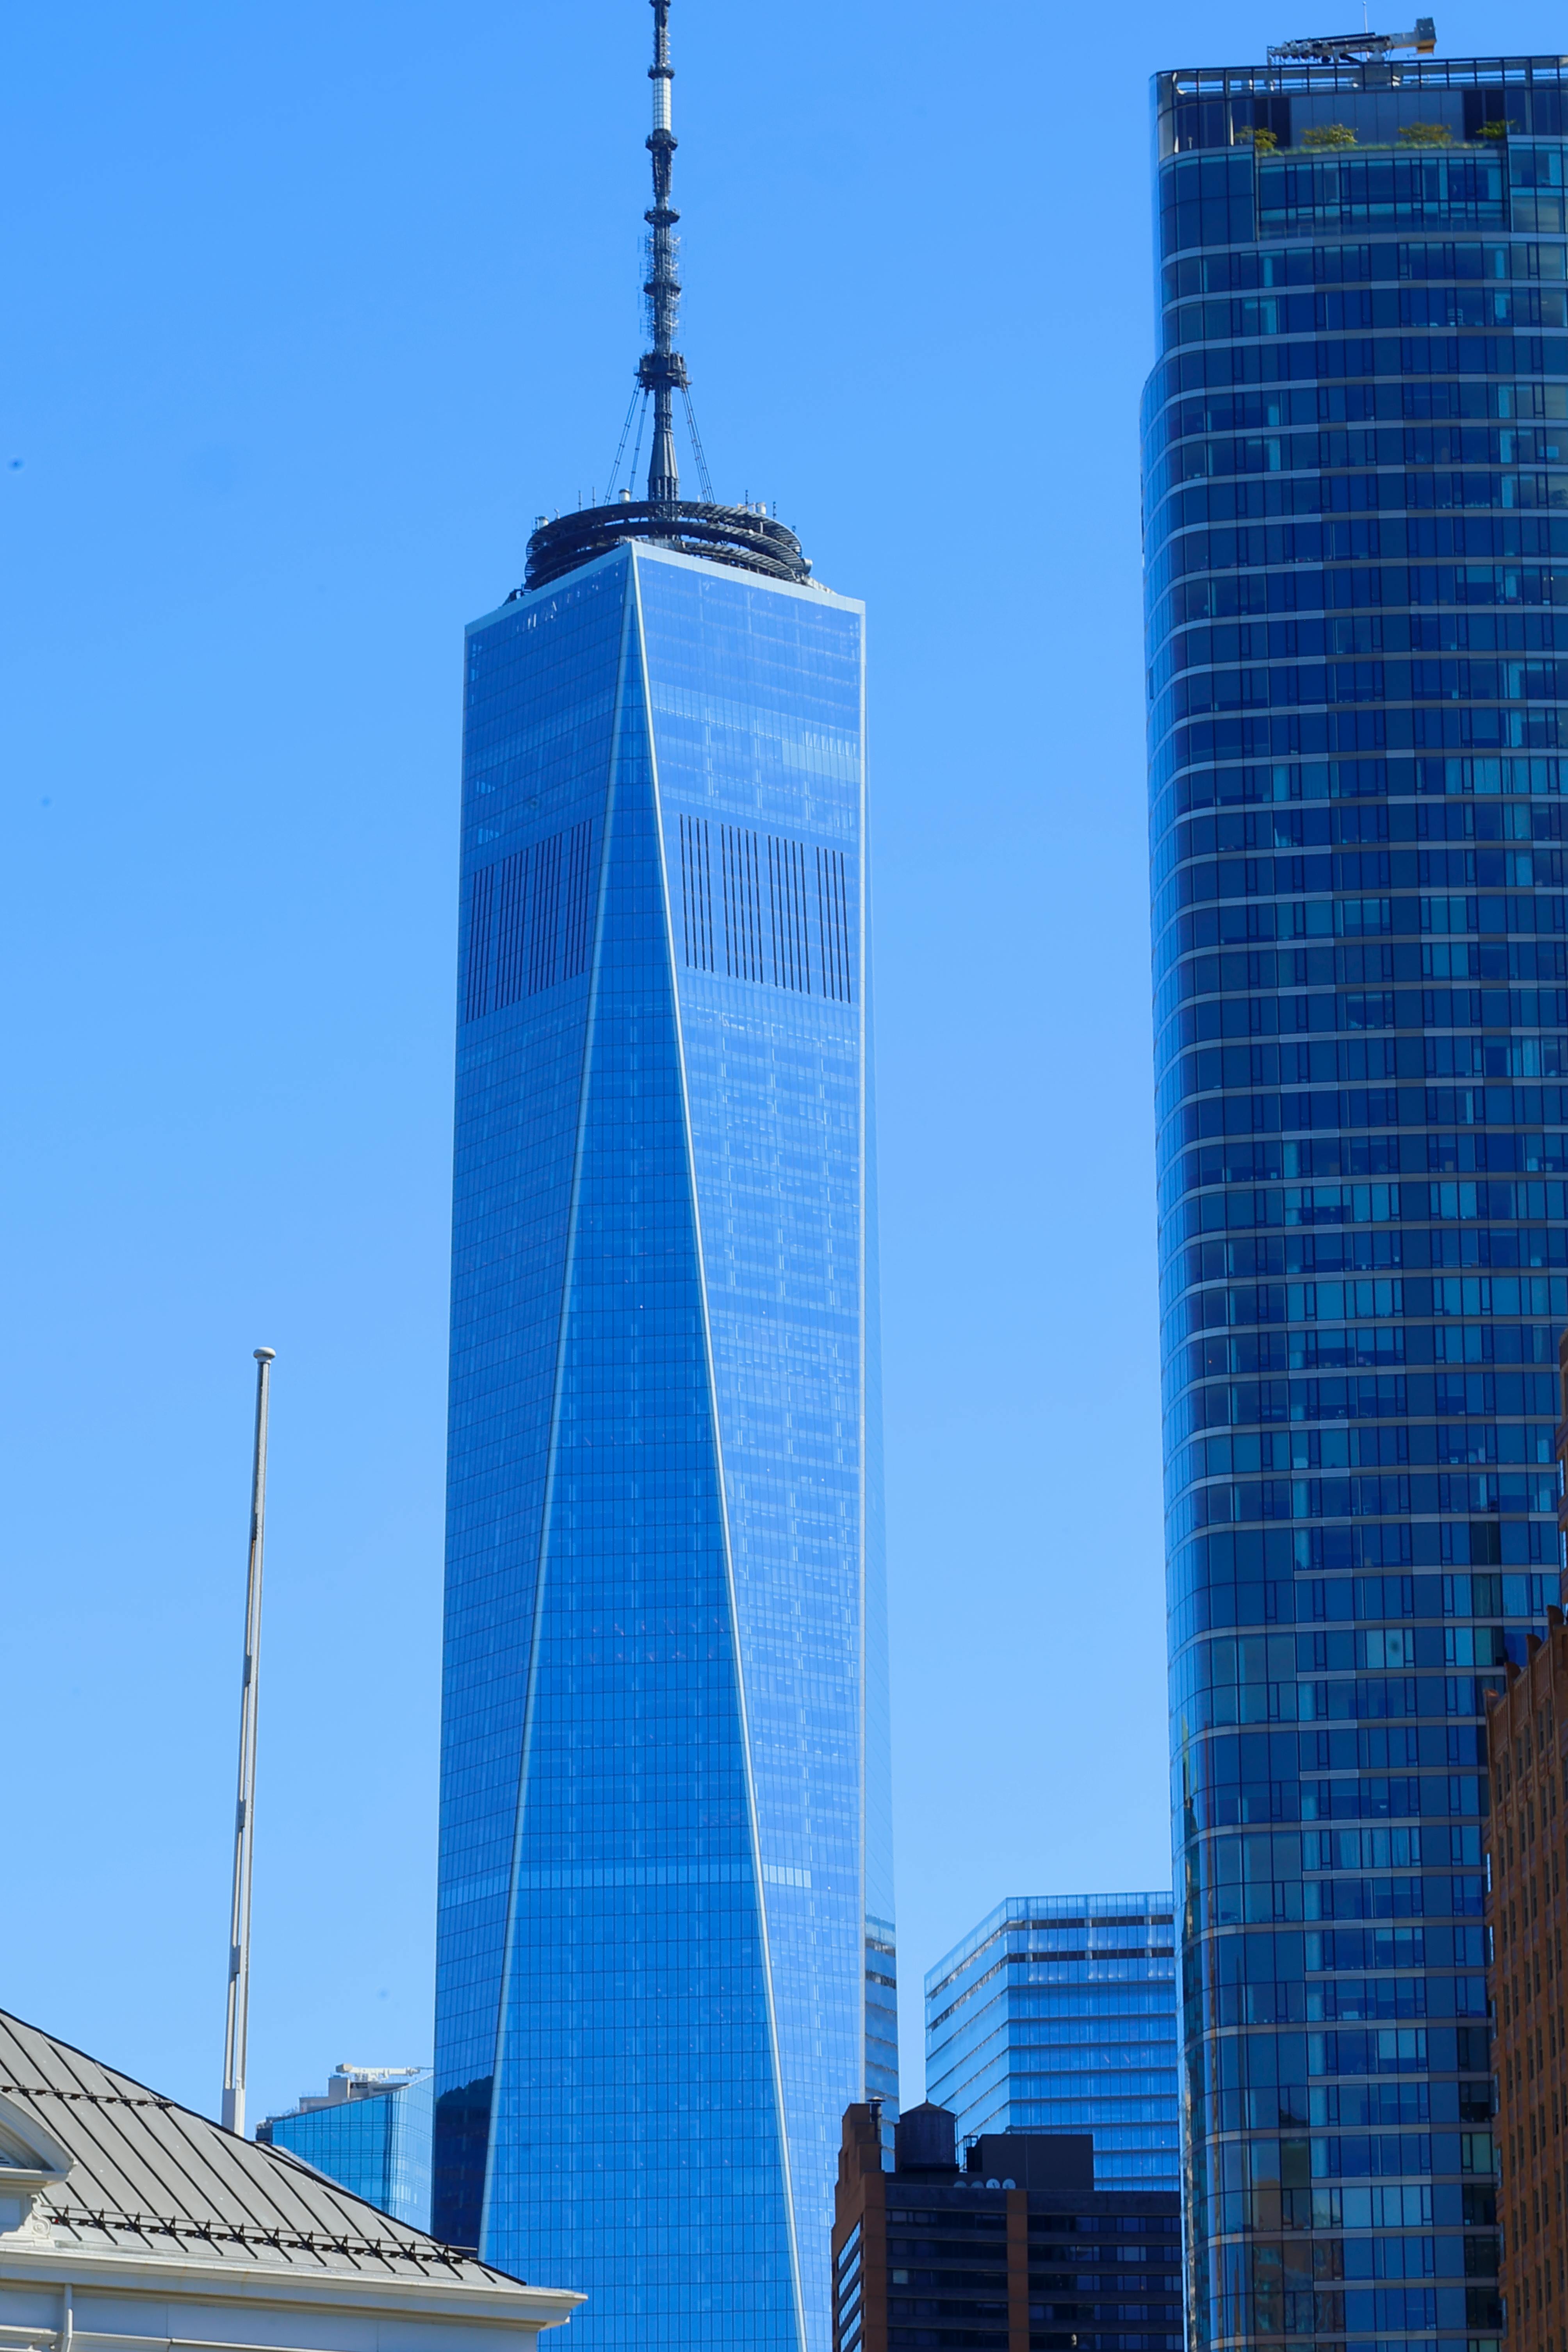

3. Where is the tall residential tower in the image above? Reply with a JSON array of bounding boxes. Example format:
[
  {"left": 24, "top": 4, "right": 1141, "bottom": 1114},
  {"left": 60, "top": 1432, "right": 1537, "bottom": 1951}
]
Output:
[
  {"left": 1147, "top": 33, "right": 1567, "bottom": 2352},
  {"left": 432, "top": 10, "right": 894, "bottom": 2350}
]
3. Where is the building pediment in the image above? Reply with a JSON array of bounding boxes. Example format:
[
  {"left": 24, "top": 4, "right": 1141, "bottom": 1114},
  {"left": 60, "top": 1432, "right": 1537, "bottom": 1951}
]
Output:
[{"left": 0, "top": 2094, "right": 72, "bottom": 2247}]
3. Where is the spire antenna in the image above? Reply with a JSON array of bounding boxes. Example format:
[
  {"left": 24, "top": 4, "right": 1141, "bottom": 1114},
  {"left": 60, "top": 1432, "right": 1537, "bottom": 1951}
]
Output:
[
  {"left": 639, "top": 0, "right": 684, "bottom": 513},
  {"left": 520, "top": 1, "right": 816, "bottom": 598}
]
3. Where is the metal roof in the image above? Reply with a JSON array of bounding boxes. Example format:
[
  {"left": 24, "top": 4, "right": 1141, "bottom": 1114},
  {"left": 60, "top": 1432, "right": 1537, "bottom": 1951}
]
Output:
[{"left": 0, "top": 2008, "right": 512, "bottom": 2288}]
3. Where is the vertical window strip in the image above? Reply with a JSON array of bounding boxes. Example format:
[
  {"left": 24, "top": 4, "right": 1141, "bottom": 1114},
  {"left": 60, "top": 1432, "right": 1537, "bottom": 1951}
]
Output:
[
  {"left": 674, "top": 818, "right": 855, "bottom": 1005},
  {"left": 527, "top": 832, "right": 564, "bottom": 996},
  {"left": 493, "top": 850, "right": 529, "bottom": 1011},
  {"left": 681, "top": 814, "right": 697, "bottom": 966},
  {"left": 465, "top": 862, "right": 497, "bottom": 1023},
  {"left": 733, "top": 828, "right": 757, "bottom": 983},
  {"left": 680, "top": 814, "right": 716, "bottom": 971},
  {"left": 767, "top": 834, "right": 812, "bottom": 993},
  {"left": 816, "top": 846, "right": 853, "bottom": 1004},
  {"left": 720, "top": 825, "right": 742, "bottom": 978},
  {"left": 722, "top": 824, "right": 766, "bottom": 983},
  {"left": 462, "top": 820, "right": 597, "bottom": 1020},
  {"left": 744, "top": 830, "right": 764, "bottom": 980},
  {"left": 697, "top": 817, "right": 714, "bottom": 968},
  {"left": 561, "top": 820, "right": 595, "bottom": 979},
  {"left": 790, "top": 838, "right": 812, "bottom": 991},
  {"left": 768, "top": 836, "right": 788, "bottom": 989}
]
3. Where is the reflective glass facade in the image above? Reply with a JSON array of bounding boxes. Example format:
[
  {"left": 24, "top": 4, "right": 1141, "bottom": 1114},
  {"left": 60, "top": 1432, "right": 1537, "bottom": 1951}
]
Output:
[
  {"left": 257, "top": 2070, "right": 433, "bottom": 2229},
  {"left": 433, "top": 540, "right": 893, "bottom": 2352},
  {"left": 1147, "top": 50, "right": 1568, "bottom": 2352},
  {"left": 924, "top": 1895, "right": 1180, "bottom": 2188}
]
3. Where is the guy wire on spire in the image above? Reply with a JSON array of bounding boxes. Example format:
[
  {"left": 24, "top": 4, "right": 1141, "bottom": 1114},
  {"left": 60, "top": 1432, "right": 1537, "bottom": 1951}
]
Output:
[
  {"left": 517, "top": 0, "right": 814, "bottom": 594},
  {"left": 640, "top": 0, "right": 684, "bottom": 512}
]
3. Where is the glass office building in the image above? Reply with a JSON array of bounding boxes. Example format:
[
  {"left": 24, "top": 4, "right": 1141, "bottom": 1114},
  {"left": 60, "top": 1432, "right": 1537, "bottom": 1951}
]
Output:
[
  {"left": 1147, "top": 45, "right": 1568, "bottom": 2352},
  {"left": 924, "top": 1894, "right": 1180, "bottom": 2188},
  {"left": 257, "top": 2067, "right": 433, "bottom": 2230},
  {"left": 433, "top": 531, "right": 893, "bottom": 2352}
]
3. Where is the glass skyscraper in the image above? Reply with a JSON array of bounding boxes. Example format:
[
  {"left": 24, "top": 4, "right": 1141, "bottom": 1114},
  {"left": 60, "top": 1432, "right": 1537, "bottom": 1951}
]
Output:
[
  {"left": 432, "top": 527, "right": 893, "bottom": 2352},
  {"left": 924, "top": 1893, "right": 1179, "bottom": 2188},
  {"left": 257, "top": 2067, "right": 433, "bottom": 2229},
  {"left": 1148, "top": 42, "right": 1568, "bottom": 2352}
]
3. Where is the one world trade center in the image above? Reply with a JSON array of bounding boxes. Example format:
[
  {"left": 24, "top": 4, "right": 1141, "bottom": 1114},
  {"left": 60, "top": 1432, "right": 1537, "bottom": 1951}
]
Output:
[{"left": 430, "top": 8, "right": 896, "bottom": 2348}]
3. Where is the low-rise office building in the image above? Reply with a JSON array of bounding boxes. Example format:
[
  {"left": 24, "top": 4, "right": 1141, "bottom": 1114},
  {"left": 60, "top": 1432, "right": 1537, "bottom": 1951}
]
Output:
[
  {"left": 1485, "top": 1604, "right": 1568, "bottom": 2352},
  {"left": 831, "top": 2100, "right": 1181, "bottom": 2352},
  {"left": 0, "top": 2007, "right": 579, "bottom": 2352}
]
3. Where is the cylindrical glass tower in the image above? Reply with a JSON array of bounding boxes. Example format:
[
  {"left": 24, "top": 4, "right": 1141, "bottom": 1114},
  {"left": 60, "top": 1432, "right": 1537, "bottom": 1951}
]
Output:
[{"left": 1145, "top": 48, "right": 1568, "bottom": 2352}]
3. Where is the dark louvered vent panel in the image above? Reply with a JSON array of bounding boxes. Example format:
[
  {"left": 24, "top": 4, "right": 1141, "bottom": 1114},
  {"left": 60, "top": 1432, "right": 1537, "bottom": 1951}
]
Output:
[
  {"left": 721, "top": 824, "right": 767, "bottom": 984},
  {"left": 815, "top": 847, "right": 852, "bottom": 1004},
  {"left": 679, "top": 819, "right": 853, "bottom": 1003},
  {"left": 464, "top": 821, "right": 595, "bottom": 1021},
  {"left": 679, "top": 814, "right": 716, "bottom": 972},
  {"left": 769, "top": 836, "right": 811, "bottom": 993}
]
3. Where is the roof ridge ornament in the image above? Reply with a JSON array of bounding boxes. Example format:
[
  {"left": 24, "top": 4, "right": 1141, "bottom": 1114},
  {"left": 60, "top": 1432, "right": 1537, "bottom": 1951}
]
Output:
[{"left": 1267, "top": 17, "right": 1435, "bottom": 62}]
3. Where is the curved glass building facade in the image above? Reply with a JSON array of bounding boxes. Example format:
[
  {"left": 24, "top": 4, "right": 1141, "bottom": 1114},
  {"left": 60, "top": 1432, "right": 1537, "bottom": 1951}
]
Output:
[
  {"left": 432, "top": 537, "right": 894, "bottom": 2352},
  {"left": 1146, "top": 50, "right": 1568, "bottom": 2352}
]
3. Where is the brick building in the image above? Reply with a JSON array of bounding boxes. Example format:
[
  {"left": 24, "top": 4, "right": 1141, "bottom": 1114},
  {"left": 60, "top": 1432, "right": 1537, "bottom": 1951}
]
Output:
[
  {"left": 831, "top": 2101, "right": 1181, "bottom": 2352},
  {"left": 1485, "top": 1588, "right": 1568, "bottom": 2350}
]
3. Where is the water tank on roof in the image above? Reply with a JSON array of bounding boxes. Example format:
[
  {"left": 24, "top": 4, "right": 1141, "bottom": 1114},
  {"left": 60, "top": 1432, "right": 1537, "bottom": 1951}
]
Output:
[{"left": 895, "top": 2103, "right": 958, "bottom": 2173}]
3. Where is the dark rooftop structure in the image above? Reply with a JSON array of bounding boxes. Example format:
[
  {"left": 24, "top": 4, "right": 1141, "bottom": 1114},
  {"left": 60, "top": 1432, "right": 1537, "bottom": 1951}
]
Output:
[
  {"left": 508, "top": 0, "right": 814, "bottom": 604},
  {"left": 521, "top": 499, "right": 810, "bottom": 596},
  {"left": 832, "top": 2102, "right": 1181, "bottom": 2352}
]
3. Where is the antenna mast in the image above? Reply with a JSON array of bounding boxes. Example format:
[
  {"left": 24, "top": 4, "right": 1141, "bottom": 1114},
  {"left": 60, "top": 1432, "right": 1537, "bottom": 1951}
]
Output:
[
  {"left": 523, "top": 1, "right": 816, "bottom": 595},
  {"left": 221, "top": 1346, "right": 276, "bottom": 2137},
  {"left": 639, "top": 0, "right": 684, "bottom": 512}
]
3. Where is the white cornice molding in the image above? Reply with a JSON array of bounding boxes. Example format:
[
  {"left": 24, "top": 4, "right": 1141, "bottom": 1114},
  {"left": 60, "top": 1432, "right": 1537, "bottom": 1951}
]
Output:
[{"left": 0, "top": 2245, "right": 581, "bottom": 2332}]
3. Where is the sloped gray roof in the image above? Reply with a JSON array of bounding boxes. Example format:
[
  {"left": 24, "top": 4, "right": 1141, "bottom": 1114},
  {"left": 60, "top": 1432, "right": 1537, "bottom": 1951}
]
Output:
[{"left": 0, "top": 2008, "right": 513, "bottom": 2288}]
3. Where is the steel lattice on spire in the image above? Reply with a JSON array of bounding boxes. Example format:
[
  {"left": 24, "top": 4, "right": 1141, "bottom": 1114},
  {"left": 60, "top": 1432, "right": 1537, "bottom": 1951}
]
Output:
[
  {"left": 638, "top": 0, "right": 684, "bottom": 511},
  {"left": 517, "top": 0, "right": 814, "bottom": 597}
]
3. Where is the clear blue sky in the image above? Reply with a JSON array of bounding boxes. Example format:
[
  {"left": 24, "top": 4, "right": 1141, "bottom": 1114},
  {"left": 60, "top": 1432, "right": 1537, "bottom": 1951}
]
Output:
[{"left": 2, "top": 0, "right": 1549, "bottom": 2126}]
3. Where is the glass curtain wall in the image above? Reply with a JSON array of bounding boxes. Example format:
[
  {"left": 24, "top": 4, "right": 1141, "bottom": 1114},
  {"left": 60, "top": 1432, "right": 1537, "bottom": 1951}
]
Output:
[
  {"left": 434, "top": 540, "right": 891, "bottom": 2352},
  {"left": 259, "top": 2075, "right": 433, "bottom": 2230},
  {"left": 925, "top": 1894, "right": 1180, "bottom": 2188},
  {"left": 1146, "top": 50, "right": 1568, "bottom": 2352}
]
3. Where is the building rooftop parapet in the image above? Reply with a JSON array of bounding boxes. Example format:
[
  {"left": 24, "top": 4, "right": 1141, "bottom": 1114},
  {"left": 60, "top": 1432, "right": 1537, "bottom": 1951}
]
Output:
[
  {"left": 923, "top": 1891, "right": 1176, "bottom": 1997},
  {"left": 519, "top": 498, "right": 811, "bottom": 595},
  {"left": 265, "top": 2066, "right": 429, "bottom": 2123},
  {"left": 1160, "top": 52, "right": 1568, "bottom": 98}
]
